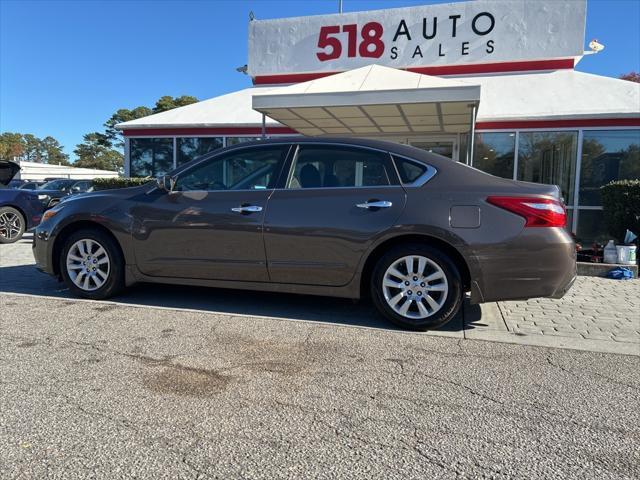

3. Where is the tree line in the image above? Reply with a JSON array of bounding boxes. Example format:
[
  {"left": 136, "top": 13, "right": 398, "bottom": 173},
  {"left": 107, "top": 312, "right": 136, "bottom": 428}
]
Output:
[
  {"left": 0, "top": 133, "right": 70, "bottom": 165},
  {"left": 0, "top": 95, "right": 198, "bottom": 171}
]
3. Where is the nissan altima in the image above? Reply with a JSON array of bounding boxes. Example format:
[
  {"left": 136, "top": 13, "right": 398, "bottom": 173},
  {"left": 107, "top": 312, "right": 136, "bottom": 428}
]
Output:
[{"left": 33, "top": 138, "right": 576, "bottom": 330}]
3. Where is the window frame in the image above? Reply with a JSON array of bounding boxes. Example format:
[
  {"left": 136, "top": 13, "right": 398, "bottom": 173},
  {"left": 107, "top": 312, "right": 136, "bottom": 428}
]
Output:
[
  {"left": 171, "top": 143, "right": 294, "bottom": 193},
  {"left": 390, "top": 154, "right": 438, "bottom": 187},
  {"left": 279, "top": 143, "right": 402, "bottom": 190}
]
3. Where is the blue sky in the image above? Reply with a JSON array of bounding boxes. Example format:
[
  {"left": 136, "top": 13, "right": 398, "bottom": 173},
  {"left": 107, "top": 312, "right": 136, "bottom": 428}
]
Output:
[{"left": 1, "top": 0, "right": 639, "bottom": 161}]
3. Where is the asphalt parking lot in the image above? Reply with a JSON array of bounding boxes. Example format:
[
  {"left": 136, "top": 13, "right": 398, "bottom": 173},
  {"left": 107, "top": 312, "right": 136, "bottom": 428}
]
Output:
[{"left": 1, "top": 235, "right": 639, "bottom": 479}]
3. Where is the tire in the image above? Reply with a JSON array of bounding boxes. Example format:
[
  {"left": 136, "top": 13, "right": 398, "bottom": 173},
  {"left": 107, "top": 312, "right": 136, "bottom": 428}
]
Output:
[
  {"left": 0, "top": 206, "right": 26, "bottom": 244},
  {"left": 371, "top": 244, "right": 463, "bottom": 331},
  {"left": 59, "top": 229, "right": 125, "bottom": 300}
]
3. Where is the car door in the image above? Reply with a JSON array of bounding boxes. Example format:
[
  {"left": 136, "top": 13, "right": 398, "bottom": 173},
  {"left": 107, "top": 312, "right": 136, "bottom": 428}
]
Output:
[
  {"left": 131, "top": 144, "right": 292, "bottom": 281},
  {"left": 263, "top": 144, "right": 407, "bottom": 287}
]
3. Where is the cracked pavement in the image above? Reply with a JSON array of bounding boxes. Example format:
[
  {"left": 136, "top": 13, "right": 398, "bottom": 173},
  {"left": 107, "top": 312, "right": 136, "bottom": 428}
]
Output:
[{"left": 1, "top": 293, "right": 639, "bottom": 479}]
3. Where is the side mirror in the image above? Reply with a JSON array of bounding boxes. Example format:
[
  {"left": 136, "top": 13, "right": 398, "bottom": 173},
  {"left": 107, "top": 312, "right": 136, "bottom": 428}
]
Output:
[{"left": 156, "top": 175, "right": 174, "bottom": 192}]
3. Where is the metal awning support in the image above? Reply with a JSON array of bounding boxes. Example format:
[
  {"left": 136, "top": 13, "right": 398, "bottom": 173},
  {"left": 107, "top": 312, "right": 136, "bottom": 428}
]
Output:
[
  {"left": 261, "top": 113, "right": 266, "bottom": 139},
  {"left": 468, "top": 104, "right": 477, "bottom": 166}
]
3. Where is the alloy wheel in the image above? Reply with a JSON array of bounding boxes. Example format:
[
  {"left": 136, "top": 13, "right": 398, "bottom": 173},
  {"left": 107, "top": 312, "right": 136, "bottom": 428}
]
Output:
[
  {"left": 382, "top": 255, "right": 448, "bottom": 319},
  {"left": 65, "top": 238, "right": 111, "bottom": 291},
  {"left": 0, "top": 211, "right": 22, "bottom": 240}
]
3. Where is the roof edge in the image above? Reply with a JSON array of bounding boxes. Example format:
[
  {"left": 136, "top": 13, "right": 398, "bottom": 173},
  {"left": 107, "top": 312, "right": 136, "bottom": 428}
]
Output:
[{"left": 116, "top": 122, "right": 284, "bottom": 131}]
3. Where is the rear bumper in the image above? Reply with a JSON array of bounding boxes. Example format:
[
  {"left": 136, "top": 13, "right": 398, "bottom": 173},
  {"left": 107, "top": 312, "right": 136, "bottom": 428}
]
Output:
[
  {"left": 550, "top": 271, "right": 576, "bottom": 299},
  {"left": 473, "top": 227, "right": 577, "bottom": 303}
]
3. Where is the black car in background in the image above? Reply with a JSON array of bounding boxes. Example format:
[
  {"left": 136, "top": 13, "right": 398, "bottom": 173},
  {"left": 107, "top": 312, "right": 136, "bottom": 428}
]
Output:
[
  {"left": 36, "top": 179, "right": 93, "bottom": 208},
  {"left": 0, "top": 161, "right": 45, "bottom": 243}
]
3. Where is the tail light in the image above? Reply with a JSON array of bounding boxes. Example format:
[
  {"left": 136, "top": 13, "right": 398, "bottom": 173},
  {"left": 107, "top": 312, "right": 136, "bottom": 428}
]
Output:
[{"left": 487, "top": 196, "right": 566, "bottom": 227}]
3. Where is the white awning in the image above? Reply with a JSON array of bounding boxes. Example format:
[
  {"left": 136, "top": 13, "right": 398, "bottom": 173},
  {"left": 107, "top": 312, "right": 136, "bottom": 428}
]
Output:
[{"left": 252, "top": 65, "right": 480, "bottom": 136}]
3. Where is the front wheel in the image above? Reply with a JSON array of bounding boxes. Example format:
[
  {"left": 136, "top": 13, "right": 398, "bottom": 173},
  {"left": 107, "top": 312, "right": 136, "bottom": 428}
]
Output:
[
  {"left": 0, "top": 207, "right": 26, "bottom": 244},
  {"left": 371, "top": 244, "right": 463, "bottom": 331},
  {"left": 59, "top": 229, "right": 125, "bottom": 300}
]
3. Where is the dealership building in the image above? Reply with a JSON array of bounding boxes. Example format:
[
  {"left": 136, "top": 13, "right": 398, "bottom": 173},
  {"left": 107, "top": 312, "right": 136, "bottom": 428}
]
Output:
[{"left": 117, "top": 0, "right": 640, "bottom": 244}]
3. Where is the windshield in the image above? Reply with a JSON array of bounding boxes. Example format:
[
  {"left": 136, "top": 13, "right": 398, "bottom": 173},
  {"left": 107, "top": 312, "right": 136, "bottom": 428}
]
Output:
[{"left": 39, "top": 179, "right": 75, "bottom": 191}]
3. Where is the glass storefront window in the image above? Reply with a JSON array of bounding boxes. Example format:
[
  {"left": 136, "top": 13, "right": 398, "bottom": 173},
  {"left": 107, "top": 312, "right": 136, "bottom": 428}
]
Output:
[
  {"left": 517, "top": 131, "right": 578, "bottom": 204},
  {"left": 565, "top": 209, "right": 574, "bottom": 234},
  {"left": 129, "top": 138, "right": 174, "bottom": 177},
  {"left": 226, "top": 137, "right": 262, "bottom": 146},
  {"left": 473, "top": 132, "right": 516, "bottom": 178},
  {"left": 579, "top": 130, "right": 640, "bottom": 206},
  {"left": 177, "top": 137, "right": 223, "bottom": 166},
  {"left": 575, "top": 209, "right": 609, "bottom": 246}
]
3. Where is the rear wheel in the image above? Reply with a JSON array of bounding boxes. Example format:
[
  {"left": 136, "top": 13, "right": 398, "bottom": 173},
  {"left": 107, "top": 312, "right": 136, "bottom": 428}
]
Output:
[
  {"left": 0, "top": 207, "right": 25, "bottom": 244},
  {"left": 59, "top": 229, "right": 125, "bottom": 299},
  {"left": 371, "top": 244, "right": 462, "bottom": 331}
]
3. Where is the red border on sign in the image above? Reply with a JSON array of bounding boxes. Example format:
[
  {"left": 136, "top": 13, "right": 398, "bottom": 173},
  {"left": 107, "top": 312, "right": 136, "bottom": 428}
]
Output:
[{"left": 252, "top": 59, "right": 576, "bottom": 85}]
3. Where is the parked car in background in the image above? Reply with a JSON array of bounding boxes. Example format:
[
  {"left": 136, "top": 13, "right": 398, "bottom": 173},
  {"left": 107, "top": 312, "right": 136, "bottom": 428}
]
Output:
[
  {"left": 36, "top": 179, "right": 93, "bottom": 208},
  {"left": 33, "top": 138, "right": 576, "bottom": 330},
  {"left": 0, "top": 161, "right": 45, "bottom": 243}
]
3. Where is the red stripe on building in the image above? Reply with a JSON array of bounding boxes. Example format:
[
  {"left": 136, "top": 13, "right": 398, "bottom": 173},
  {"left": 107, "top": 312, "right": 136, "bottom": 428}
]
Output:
[
  {"left": 476, "top": 118, "right": 640, "bottom": 130},
  {"left": 122, "top": 127, "right": 298, "bottom": 137},
  {"left": 253, "top": 59, "right": 575, "bottom": 85},
  {"left": 122, "top": 119, "right": 640, "bottom": 137}
]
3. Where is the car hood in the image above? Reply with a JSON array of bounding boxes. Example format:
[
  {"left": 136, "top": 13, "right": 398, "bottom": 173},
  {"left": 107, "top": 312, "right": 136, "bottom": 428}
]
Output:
[
  {"left": 0, "top": 161, "right": 20, "bottom": 186},
  {"left": 56, "top": 184, "right": 150, "bottom": 205}
]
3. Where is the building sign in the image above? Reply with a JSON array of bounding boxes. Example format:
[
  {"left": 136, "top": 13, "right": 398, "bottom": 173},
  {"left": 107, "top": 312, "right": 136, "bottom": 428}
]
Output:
[{"left": 248, "top": 0, "right": 586, "bottom": 79}]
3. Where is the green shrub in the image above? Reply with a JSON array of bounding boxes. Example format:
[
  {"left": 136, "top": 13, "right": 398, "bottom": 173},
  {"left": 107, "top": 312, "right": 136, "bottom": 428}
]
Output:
[
  {"left": 600, "top": 180, "right": 640, "bottom": 243},
  {"left": 92, "top": 177, "right": 152, "bottom": 191}
]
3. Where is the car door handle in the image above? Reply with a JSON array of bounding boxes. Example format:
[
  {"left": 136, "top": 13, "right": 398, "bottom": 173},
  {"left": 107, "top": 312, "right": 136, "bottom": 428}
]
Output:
[
  {"left": 231, "top": 205, "right": 263, "bottom": 213},
  {"left": 356, "top": 200, "right": 393, "bottom": 209}
]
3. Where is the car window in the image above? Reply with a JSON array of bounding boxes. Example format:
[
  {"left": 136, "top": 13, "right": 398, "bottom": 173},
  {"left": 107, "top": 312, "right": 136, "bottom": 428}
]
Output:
[
  {"left": 40, "top": 179, "right": 75, "bottom": 191},
  {"left": 174, "top": 145, "right": 289, "bottom": 192},
  {"left": 286, "top": 145, "right": 394, "bottom": 189},
  {"left": 73, "top": 181, "right": 91, "bottom": 191},
  {"left": 393, "top": 156, "right": 428, "bottom": 184}
]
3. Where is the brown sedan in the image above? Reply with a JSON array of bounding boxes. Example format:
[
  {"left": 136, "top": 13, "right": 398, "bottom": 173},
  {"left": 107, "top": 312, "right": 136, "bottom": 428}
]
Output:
[{"left": 33, "top": 138, "right": 576, "bottom": 330}]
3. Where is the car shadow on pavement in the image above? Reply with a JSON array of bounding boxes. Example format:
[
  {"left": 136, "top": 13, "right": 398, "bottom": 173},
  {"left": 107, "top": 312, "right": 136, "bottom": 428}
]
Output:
[{"left": 0, "top": 263, "right": 466, "bottom": 333}]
